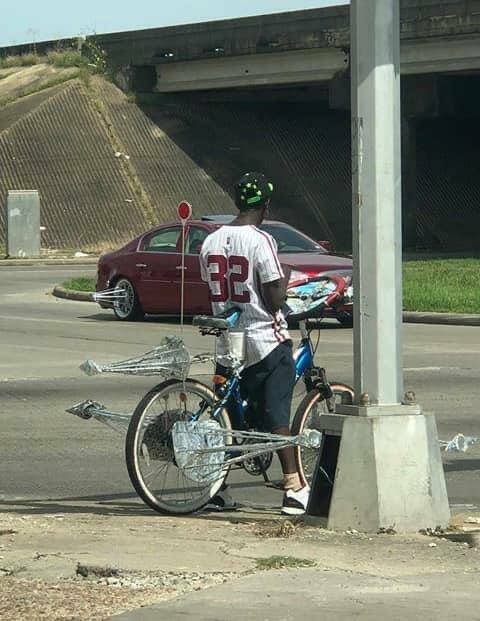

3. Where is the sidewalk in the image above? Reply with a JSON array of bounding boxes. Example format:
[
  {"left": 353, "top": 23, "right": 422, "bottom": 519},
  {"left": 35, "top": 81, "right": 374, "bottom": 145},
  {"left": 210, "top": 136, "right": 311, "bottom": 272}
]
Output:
[
  {"left": 115, "top": 567, "right": 480, "bottom": 621},
  {"left": 0, "top": 500, "right": 479, "bottom": 620}
]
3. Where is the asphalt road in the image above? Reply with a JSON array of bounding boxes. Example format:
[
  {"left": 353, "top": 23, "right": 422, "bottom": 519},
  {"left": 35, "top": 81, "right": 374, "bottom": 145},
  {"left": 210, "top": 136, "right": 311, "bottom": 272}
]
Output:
[{"left": 0, "top": 265, "right": 479, "bottom": 517}]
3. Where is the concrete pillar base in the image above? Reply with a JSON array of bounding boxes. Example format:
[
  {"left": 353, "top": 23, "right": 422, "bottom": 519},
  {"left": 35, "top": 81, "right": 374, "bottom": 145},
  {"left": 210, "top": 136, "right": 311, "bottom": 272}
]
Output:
[{"left": 327, "top": 410, "right": 450, "bottom": 532}]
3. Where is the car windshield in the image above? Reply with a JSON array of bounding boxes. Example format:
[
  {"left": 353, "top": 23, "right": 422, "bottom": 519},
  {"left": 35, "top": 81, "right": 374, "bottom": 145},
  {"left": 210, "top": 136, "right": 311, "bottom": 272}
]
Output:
[{"left": 259, "top": 223, "right": 326, "bottom": 254}]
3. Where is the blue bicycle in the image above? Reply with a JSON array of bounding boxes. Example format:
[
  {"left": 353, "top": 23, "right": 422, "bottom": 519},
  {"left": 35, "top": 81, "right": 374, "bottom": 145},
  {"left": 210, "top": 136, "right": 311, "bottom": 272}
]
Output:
[{"left": 125, "top": 277, "right": 353, "bottom": 515}]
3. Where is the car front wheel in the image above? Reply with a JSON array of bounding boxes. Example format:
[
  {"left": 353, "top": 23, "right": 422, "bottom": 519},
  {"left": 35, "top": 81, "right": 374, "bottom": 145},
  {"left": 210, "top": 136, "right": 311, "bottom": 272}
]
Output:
[{"left": 113, "top": 278, "right": 144, "bottom": 321}]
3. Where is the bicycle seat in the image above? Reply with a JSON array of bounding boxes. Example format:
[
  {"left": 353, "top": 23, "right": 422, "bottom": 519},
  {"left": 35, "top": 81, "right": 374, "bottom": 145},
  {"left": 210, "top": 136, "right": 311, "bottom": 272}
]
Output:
[{"left": 193, "top": 307, "right": 241, "bottom": 331}]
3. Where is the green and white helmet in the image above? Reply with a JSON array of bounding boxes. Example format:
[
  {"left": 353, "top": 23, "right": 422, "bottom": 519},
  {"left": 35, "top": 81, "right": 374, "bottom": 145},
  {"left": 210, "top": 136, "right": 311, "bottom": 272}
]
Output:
[{"left": 234, "top": 172, "right": 274, "bottom": 210}]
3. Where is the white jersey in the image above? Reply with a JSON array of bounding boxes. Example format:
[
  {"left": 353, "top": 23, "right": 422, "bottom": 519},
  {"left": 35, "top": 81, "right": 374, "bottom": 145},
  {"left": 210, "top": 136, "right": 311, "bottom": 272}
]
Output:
[{"left": 200, "top": 225, "right": 290, "bottom": 368}]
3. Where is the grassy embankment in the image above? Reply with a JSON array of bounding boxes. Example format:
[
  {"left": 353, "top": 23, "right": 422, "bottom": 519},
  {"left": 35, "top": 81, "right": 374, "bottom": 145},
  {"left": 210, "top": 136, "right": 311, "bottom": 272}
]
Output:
[
  {"left": 0, "top": 46, "right": 105, "bottom": 73},
  {"left": 403, "top": 258, "right": 479, "bottom": 313},
  {"left": 62, "top": 258, "right": 480, "bottom": 314},
  {"left": 0, "top": 45, "right": 107, "bottom": 103}
]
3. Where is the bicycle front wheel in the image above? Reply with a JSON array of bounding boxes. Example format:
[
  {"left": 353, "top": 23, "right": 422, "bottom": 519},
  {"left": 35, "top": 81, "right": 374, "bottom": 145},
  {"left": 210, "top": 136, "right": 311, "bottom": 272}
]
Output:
[
  {"left": 291, "top": 383, "right": 354, "bottom": 487},
  {"left": 125, "top": 378, "right": 231, "bottom": 515}
]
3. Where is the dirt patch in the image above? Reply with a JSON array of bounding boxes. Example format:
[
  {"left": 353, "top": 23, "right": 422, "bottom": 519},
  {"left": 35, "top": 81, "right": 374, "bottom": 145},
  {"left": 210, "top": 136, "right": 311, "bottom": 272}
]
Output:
[
  {"left": 255, "top": 555, "right": 316, "bottom": 570},
  {"left": 0, "top": 571, "right": 236, "bottom": 621},
  {"left": 252, "top": 519, "right": 308, "bottom": 538}
]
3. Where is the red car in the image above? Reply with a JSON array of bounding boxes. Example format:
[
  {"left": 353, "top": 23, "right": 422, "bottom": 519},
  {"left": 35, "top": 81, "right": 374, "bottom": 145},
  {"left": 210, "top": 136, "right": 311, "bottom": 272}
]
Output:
[{"left": 95, "top": 216, "right": 353, "bottom": 325}]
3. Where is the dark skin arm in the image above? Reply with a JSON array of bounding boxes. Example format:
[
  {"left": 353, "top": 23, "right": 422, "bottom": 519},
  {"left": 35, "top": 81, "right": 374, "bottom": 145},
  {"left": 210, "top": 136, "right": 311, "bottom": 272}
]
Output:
[{"left": 262, "top": 265, "right": 291, "bottom": 314}]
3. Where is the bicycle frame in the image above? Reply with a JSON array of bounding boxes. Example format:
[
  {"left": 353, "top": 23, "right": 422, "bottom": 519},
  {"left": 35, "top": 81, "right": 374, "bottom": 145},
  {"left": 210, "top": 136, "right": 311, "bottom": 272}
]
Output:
[{"left": 197, "top": 319, "right": 319, "bottom": 430}]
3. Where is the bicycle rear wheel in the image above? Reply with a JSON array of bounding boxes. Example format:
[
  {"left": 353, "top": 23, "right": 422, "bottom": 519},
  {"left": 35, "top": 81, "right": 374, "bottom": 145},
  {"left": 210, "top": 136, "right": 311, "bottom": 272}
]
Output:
[
  {"left": 291, "top": 383, "right": 354, "bottom": 486},
  {"left": 125, "top": 378, "right": 231, "bottom": 515}
]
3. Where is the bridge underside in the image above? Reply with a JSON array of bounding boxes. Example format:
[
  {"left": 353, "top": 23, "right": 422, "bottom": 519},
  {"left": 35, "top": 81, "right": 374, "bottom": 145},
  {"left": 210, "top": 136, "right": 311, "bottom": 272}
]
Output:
[
  {"left": 151, "top": 37, "right": 480, "bottom": 93},
  {"left": 3, "top": 1, "right": 479, "bottom": 251},
  {"left": 134, "top": 69, "right": 480, "bottom": 252}
]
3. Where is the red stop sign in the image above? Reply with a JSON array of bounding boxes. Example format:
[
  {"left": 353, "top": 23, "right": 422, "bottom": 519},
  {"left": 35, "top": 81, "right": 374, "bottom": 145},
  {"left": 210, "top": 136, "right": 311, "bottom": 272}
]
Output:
[{"left": 177, "top": 201, "right": 192, "bottom": 221}]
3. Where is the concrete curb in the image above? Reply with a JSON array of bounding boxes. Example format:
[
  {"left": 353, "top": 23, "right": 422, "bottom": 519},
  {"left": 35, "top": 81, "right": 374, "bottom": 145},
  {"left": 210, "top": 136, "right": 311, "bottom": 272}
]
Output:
[
  {"left": 403, "top": 311, "right": 480, "bottom": 327},
  {"left": 51, "top": 285, "right": 480, "bottom": 325},
  {"left": 0, "top": 257, "right": 99, "bottom": 267},
  {"left": 52, "top": 286, "right": 94, "bottom": 302}
]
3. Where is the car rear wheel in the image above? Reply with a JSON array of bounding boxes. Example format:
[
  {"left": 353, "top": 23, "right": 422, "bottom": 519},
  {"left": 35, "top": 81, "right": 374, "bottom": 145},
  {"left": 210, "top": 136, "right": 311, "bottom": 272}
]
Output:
[{"left": 113, "top": 278, "right": 144, "bottom": 321}]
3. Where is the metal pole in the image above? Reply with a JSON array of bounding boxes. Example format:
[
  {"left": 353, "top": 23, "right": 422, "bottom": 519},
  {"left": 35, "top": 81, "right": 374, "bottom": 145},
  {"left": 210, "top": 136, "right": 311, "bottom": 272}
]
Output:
[
  {"left": 351, "top": 0, "right": 403, "bottom": 406},
  {"left": 323, "top": 1, "right": 450, "bottom": 531},
  {"left": 180, "top": 221, "right": 186, "bottom": 334}
]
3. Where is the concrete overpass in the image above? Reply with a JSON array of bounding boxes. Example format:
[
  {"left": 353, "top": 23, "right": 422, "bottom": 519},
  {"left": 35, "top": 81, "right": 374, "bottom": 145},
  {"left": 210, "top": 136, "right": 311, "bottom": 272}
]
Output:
[
  {"left": 90, "top": 0, "right": 480, "bottom": 252},
  {"left": 89, "top": 0, "right": 480, "bottom": 96},
  {"left": 2, "top": 0, "right": 480, "bottom": 252}
]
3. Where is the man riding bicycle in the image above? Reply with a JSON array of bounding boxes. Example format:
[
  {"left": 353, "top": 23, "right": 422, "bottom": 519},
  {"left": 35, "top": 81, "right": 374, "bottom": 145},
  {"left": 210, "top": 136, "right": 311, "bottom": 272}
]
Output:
[{"left": 200, "top": 172, "right": 310, "bottom": 515}]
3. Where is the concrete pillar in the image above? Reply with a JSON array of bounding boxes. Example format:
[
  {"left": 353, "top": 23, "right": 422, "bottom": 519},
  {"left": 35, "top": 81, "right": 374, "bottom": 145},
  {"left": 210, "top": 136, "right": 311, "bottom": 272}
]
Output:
[
  {"left": 327, "top": 0, "right": 450, "bottom": 532},
  {"left": 327, "top": 412, "right": 450, "bottom": 532},
  {"left": 350, "top": 0, "right": 403, "bottom": 406}
]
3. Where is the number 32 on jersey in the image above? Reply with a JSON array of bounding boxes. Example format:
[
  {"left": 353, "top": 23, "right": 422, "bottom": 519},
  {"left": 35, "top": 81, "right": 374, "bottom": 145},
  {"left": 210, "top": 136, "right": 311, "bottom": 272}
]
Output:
[{"left": 207, "top": 255, "right": 251, "bottom": 303}]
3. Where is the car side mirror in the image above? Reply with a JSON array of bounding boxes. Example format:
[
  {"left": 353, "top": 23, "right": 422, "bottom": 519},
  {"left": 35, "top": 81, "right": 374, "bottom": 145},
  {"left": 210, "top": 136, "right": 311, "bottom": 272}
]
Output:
[{"left": 318, "top": 240, "right": 334, "bottom": 252}]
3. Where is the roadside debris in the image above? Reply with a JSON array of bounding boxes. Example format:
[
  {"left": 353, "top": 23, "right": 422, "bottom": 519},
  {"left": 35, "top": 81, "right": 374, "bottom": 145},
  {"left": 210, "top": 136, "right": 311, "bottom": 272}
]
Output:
[
  {"left": 377, "top": 527, "right": 397, "bottom": 535},
  {"left": 253, "top": 520, "right": 306, "bottom": 539},
  {"left": 0, "top": 529, "right": 17, "bottom": 536},
  {"left": 441, "top": 434, "right": 479, "bottom": 452},
  {"left": 255, "top": 556, "right": 316, "bottom": 571},
  {"left": 76, "top": 563, "right": 119, "bottom": 578}
]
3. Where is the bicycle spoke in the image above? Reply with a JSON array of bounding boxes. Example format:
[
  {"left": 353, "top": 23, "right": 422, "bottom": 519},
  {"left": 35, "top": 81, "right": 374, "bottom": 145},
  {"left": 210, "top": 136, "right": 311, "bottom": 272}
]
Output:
[
  {"left": 129, "top": 381, "right": 229, "bottom": 513},
  {"left": 143, "top": 460, "right": 169, "bottom": 482}
]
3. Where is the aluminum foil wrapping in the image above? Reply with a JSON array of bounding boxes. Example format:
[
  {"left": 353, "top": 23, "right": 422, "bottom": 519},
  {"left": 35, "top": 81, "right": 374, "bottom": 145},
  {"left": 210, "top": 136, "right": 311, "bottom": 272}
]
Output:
[
  {"left": 79, "top": 336, "right": 191, "bottom": 379},
  {"left": 172, "top": 420, "right": 226, "bottom": 484},
  {"left": 441, "top": 433, "right": 479, "bottom": 453},
  {"left": 286, "top": 279, "right": 338, "bottom": 318},
  {"left": 66, "top": 400, "right": 132, "bottom": 433}
]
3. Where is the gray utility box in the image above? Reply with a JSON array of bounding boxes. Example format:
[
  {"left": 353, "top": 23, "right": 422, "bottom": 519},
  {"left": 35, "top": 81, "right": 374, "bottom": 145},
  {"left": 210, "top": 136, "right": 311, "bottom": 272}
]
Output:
[{"left": 6, "top": 190, "right": 41, "bottom": 258}]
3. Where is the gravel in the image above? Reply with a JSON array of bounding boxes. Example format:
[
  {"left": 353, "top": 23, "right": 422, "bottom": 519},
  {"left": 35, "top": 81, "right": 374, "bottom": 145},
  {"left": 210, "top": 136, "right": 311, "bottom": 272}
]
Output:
[{"left": 0, "top": 570, "right": 237, "bottom": 620}]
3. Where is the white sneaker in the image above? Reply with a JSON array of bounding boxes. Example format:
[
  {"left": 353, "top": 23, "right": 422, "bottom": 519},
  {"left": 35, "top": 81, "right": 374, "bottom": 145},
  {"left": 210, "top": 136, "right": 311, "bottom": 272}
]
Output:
[
  {"left": 281, "top": 485, "right": 310, "bottom": 516},
  {"left": 204, "top": 486, "right": 237, "bottom": 512}
]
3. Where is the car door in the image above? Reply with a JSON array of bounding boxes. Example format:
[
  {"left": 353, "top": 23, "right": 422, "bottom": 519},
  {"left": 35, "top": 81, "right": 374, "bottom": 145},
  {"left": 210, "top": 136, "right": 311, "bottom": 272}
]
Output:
[
  {"left": 182, "top": 225, "right": 212, "bottom": 314},
  {"left": 135, "top": 226, "right": 182, "bottom": 313}
]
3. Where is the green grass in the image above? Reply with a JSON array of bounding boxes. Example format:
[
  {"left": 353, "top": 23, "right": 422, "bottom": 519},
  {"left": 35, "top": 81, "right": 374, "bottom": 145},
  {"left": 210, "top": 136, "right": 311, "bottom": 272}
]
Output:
[
  {"left": 61, "top": 260, "right": 480, "bottom": 314},
  {"left": 0, "top": 53, "right": 40, "bottom": 68},
  {"left": 62, "top": 277, "right": 96, "bottom": 292},
  {"left": 403, "top": 259, "right": 480, "bottom": 314},
  {"left": 255, "top": 556, "right": 316, "bottom": 571},
  {"left": 0, "top": 47, "right": 103, "bottom": 71},
  {"left": 46, "top": 50, "right": 87, "bottom": 68},
  {"left": 0, "top": 51, "right": 87, "bottom": 70}
]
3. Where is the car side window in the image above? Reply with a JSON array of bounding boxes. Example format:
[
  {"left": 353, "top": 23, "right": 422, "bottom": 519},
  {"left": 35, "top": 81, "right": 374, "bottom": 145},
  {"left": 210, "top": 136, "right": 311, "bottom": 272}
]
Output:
[
  {"left": 185, "top": 227, "right": 210, "bottom": 255},
  {"left": 142, "top": 228, "right": 180, "bottom": 253}
]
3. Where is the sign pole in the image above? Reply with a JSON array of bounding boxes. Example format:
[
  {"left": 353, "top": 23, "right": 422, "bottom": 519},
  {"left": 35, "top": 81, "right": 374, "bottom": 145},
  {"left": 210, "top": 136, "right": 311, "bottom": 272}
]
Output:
[
  {"left": 177, "top": 201, "right": 193, "bottom": 335},
  {"left": 180, "top": 221, "right": 186, "bottom": 334}
]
